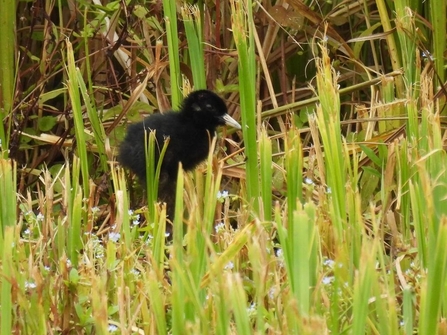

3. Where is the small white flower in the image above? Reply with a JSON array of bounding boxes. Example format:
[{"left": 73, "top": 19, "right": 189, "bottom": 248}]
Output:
[
  {"left": 164, "top": 232, "right": 170, "bottom": 238},
  {"left": 23, "top": 228, "right": 31, "bottom": 235},
  {"left": 217, "top": 190, "right": 229, "bottom": 200},
  {"left": 247, "top": 302, "right": 256, "bottom": 314},
  {"left": 215, "top": 222, "right": 225, "bottom": 233},
  {"left": 91, "top": 207, "right": 100, "bottom": 214},
  {"left": 132, "top": 219, "right": 140, "bottom": 226},
  {"left": 323, "top": 259, "right": 335, "bottom": 269},
  {"left": 224, "top": 261, "right": 234, "bottom": 270},
  {"left": 131, "top": 269, "right": 141, "bottom": 276},
  {"left": 145, "top": 235, "right": 154, "bottom": 245},
  {"left": 276, "top": 248, "right": 283, "bottom": 258},
  {"left": 326, "top": 187, "right": 332, "bottom": 194},
  {"left": 44, "top": 266, "right": 50, "bottom": 271},
  {"left": 322, "top": 276, "right": 334, "bottom": 285},
  {"left": 109, "top": 232, "right": 121, "bottom": 242},
  {"left": 128, "top": 209, "right": 134, "bottom": 215},
  {"left": 304, "top": 177, "right": 314, "bottom": 185},
  {"left": 25, "top": 281, "right": 37, "bottom": 289},
  {"left": 108, "top": 324, "right": 119, "bottom": 332},
  {"left": 36, "top": 213, "right": 44, "bottom": 221},
  {"left": 276, "top": 249, "right": 285, "bottom": 267},
  {"left": 94, "top": 245, "right": 105, "bottom": 259},
  {"left": 66, "top": 259, "right": 72, "bottom": 267},
  {"left": 422, "top": 51, "right": 434, "bottom": 61},
  {"left": 268, "top": 287, "right": 276, "bottom": 300}
]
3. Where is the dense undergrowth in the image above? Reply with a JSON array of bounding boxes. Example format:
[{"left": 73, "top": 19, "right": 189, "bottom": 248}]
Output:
[{"left": 0, "top": 0, "right": 446, "bottom": 334}]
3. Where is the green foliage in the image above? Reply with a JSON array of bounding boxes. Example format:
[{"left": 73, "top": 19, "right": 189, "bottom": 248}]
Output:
[
  {"left": 0, "top": 0, "right": 16, "bottom": 155},
  {"left": 1, "top": 0, "right": 446, "bottom": 333}
]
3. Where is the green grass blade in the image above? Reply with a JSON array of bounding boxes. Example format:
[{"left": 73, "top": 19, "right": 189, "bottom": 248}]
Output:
[
  {"left": 419, "top": 217, "right": 447, "bottom": 335},
  {"left": 403, "top": 287, "right": 414, "bottom": 334},
  {"left": 66, "top": 40, "right": 90, "bottom": 197},
  {"left": 351, "top": 240, "right": 375, "bottom": 335},
  {"left": 259, "top": 126, "right": 272, "bottom": 220},
  {"left": 0, "top": 0, "right": 15, "bottom": 155},
  {"left": 66, "top": 156, "right": 83, "bottom": 267},
  {"left": 182, "top": 5, "right": 206, "bottom": 89},
  {"left": 162, "top": 0, "right": 181, "bottom": 107},
  {"left": 76, "top": 70, "right": 108, "bottom": 173},
  {"left": 146, "top": 269, "right": 167, "bottom": 335},
  {"left": 0, "top": 227, "right": 14, "bottom": 334},
  {"left": 313, "top": 44, "right": 346, "bottom": 240},
  {"left": 230, "top": 0, "right": 259, "bottom": 214},
  {"left": 229, "top": 274, "right": 251, "bottom": 335},
  {"left": 0, "top": 159, "right": 16, "bottom": 235},
  {"left": 430, "top": 0, "right": 446, "bottom": 85},
  {"left": 285, "top": 127, "right": 303, "bottom": 218},
  {"left": 375, "top": 0, "right": 404, "bottom": 96},
  {"left": 171, "top": 164, "right": 185, "bottom": 334}
]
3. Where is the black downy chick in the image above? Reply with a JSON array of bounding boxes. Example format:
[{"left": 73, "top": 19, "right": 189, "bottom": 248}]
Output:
[{"left": 118, "top": 90, "right": 241, "bottom": 221}]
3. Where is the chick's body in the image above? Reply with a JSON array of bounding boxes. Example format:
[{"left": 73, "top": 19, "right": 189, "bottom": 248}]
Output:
[
  {"left": 118, "top": 90, "right": 241, "bottom": 218},
  {"left": 119, "top": 110, "right": 215, "bottom": 183}
]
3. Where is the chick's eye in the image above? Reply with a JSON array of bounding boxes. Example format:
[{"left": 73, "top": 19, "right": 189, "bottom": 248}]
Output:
[
  {"left": 191, "top": 103, "right": 201, "bottom": 111},
  {"left": 205, "top": 104, "right": 214, "bottom": 112}
]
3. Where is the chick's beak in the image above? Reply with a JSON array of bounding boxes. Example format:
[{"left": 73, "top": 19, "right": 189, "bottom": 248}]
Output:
[{"left": 221, "top": 113, "right": 242, "bottom": 130}]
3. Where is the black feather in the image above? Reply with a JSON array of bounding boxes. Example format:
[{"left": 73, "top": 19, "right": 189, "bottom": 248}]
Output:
[{"left": 118, "top": 90, "right": 241, "bottom": 220}]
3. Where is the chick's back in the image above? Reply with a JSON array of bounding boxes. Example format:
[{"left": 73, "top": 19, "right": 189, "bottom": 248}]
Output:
[{"left": 118, "top": 112, "right": 211, "bottom": 183}]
